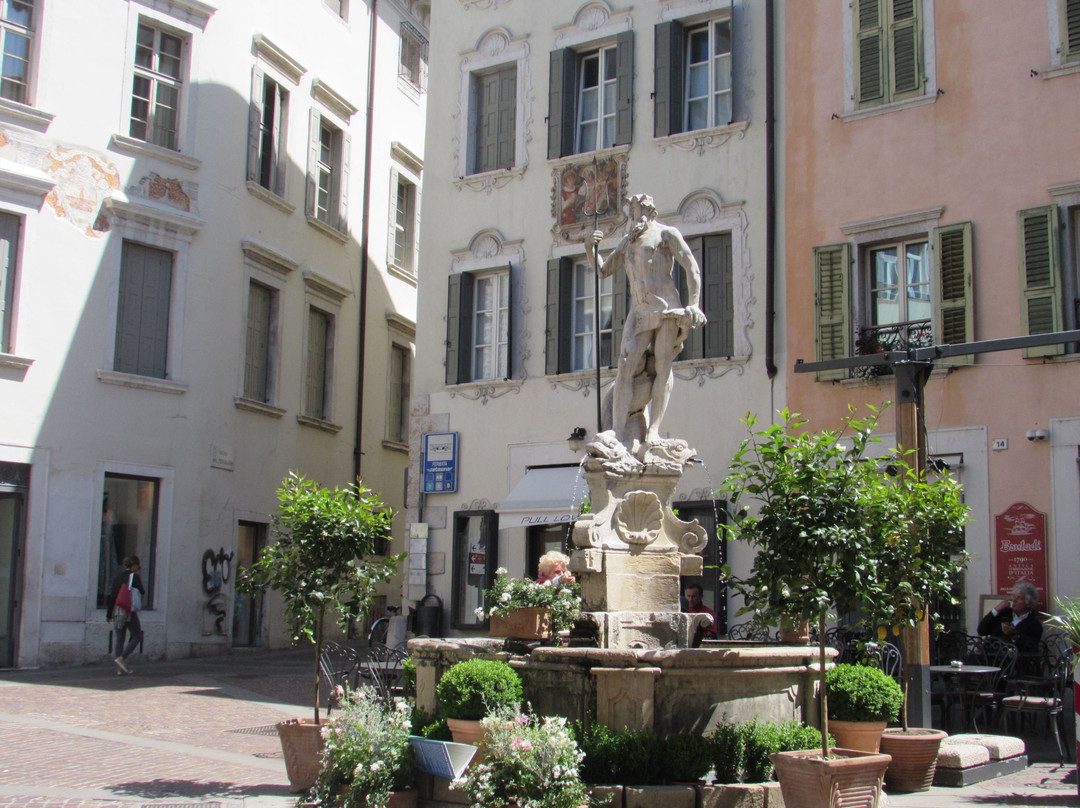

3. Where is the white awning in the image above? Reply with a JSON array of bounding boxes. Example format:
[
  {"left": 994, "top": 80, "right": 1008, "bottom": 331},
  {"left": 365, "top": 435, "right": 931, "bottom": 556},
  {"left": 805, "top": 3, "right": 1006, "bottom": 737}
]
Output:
[{"left": 496, "top": 465, "right": 584, "bottom": 530}]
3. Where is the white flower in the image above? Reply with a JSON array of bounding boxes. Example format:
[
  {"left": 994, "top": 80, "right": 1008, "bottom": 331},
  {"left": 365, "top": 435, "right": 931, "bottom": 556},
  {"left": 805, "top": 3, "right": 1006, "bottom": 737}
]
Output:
[
  {"left": 496, "top": 567, "right": 508, "bottom": 576},
  {"left": 474, "top": 607, "right": 484, "bottom": 619},
  {"left": 500, "top": 592, "right": 511, "bottom": 602}
]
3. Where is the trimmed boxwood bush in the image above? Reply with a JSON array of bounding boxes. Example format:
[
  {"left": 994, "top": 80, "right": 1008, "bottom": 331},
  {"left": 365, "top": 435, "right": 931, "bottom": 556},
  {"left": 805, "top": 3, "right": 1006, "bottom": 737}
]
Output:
[
  {"left": 825, "top": 662, "right": 903, "bottom": 723},
  {"left": 709, "top": 718, "right": 826, "bottom": 784},
  {"left": 664, "top": 732, "right": 712, "bottom": 782},
  {"left": 573, "top": 722, "right": 665, "bottom": 786},
  {"left": 436, "top": 658, "right": 523, "bottom": 721}
]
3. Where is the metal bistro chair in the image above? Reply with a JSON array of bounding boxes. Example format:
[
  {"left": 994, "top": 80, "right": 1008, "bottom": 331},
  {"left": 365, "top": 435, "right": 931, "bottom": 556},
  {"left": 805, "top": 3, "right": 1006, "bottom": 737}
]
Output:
[
  {"left": 852, "top": 641, "right": 903, "bottom": 684},
  {"left": 1000, "top": 647, "right": 1075, "bottom": 764},
  {"left": 967, "top": 636, "right": 1018, "bottom": 732},
  {"left": 319, "top": 640, "right": 361, "bottom": 714},
  {"left": 362, "top": 643, "right": 409, "bottom": 704}
]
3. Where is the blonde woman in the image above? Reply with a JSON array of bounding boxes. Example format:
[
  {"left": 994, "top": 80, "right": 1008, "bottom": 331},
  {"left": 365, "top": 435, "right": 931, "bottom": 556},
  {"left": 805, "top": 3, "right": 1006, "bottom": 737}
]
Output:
[{"left": 537, "top": 551, "right": 574, "bottom": 586}]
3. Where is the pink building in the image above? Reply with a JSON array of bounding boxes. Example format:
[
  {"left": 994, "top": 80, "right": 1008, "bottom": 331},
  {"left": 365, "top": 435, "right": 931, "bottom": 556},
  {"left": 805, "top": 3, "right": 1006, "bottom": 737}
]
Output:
[{"left": 784, "top": 1, "right": 1080, "bottom": 632}]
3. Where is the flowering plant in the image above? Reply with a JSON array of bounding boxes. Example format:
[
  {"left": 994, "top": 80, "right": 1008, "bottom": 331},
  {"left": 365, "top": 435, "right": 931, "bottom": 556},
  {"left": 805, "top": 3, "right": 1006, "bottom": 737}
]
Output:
[
  {"left": 455, "top": 706, "right": 592, "bottom": 808},
  {"left": 309, "top": 687, "right": 414, "bottom": 807},
  {"left": 476, "top": 568, "right": 583, "bottom": 633}
]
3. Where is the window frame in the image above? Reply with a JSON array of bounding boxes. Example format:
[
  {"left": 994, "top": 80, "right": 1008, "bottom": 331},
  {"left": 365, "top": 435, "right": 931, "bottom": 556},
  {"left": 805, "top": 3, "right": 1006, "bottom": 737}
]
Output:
[
  {"left": 683, "top": 19, "right": 732, "bottom": 132},
  {"left": 386, "top": 340, "right": 412, "bottom": 447},
  {"left": 242, "top": 278, "right": 277, "bottom": 404},
  {"left": 236, "top": 239, "right": 295, "bottom": 416},
  {"left": 470, "top": 269, "right": 511, "bottom": 383},
  {"left": 0, "top": 210, "right": 22, "bottom": 355},
  {"left": 303, "top": 304, "right": 333, "bottom": 421},
  {"left": 451, "top": 509, "right": 499, "bottom": 630},
  {"left": 298, "top": 268, "right": 349, "bottom": 431},
  {"left": 570, "top": 260, "right": 614, "bottom": 372},
  {"left": 676, "top": 232, "right": 735, "bottom": 360},
  {"left": 0, "top": 0, "right": 35, "bottom": 106},
  {"left": 306, "top": 105, "right": 352, "bottom": 238},
  {"left": 399, "top": 20, "right": 428, "bottom": 93},
  {"left": 113, "top": 239, "right": 175, "bottom": 380},
  {"left": 387, "top": 142, "right": 423, "bottom": 283},
  {"left": 128, "top": 19, "right": 186, "bottom": 151}
]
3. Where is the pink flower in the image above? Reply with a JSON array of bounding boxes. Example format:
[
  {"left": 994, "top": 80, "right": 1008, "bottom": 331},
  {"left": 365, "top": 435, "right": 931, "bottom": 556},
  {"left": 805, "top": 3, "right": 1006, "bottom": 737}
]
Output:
[{"left": 512, "top": 737, "right": 533, "bottom": 752}]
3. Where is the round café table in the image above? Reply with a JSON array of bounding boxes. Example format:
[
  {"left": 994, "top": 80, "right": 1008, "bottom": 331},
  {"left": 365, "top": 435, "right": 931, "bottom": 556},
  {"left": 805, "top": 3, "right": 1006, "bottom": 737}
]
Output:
[{"left": 930, "top": 664, "right": 1002, "bottom": 732}]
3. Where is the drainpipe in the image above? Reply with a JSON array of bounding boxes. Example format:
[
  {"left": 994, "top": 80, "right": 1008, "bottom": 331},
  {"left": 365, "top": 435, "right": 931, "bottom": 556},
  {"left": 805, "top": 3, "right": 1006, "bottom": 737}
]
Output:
[
  {"left": 354, "top": 0, "right": 378, "bottom": 483},
  {"left": 764, "top": 0, "right": 778, "bottom": 380}
]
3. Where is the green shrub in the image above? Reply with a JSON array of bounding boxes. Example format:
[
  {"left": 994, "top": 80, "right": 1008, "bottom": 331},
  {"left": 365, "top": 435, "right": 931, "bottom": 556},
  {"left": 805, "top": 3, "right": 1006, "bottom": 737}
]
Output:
[
  {"left": 664, "top": 732, "right": 712, "bottom": 782},
  {"left": 410, "top": 706, "right": 450, "bottom": 741},
  {"left": 708, "top": 720, "right": 745, "bottom": 784},
  {"left": 775, "top": 720, "right": 826, "bottom": 754},
  {"left": 573, "top": 722, "right": 665, "bottom": 786},
  {"left": 574, "top": 721, "right": 622, "bottom": 785},
  {"left": 436, "top": 658, "right": 523, "bottom": 721},
  {"left": 740, "top": 720, "right": 782, "bottom": 783},
  {"left": 400, "top": 656, "right": 416, "bottom": 699},
  {"left": 825, "top": 662, "right": 903, "bottom": 722}
]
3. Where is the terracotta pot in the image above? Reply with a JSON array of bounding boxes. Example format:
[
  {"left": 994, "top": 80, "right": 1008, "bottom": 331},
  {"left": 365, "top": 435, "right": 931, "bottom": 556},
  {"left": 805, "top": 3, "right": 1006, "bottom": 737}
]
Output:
[
  {"left": 771, "top": 748, "right": 891, "bottom": 808},
  {"left": 828, "top": 719, "right": 887, "bottom": 753},
  {"left": 446, "top": 717, "right": 486, "bottom": 746},
  {"left": 489, "top": 607, "right": 553, "bottom": 640},
  {"left": 387, "top": 789, "right": 419, "bottom": 808},
  {"left": 779, "top": 615, "right": 811, "bottom": 644},
  {"left": 276, "top": 717, "right": 324, "bottom": 793},
  {"left": 878, "top": 728, "right": 947, "bottom": 793}
]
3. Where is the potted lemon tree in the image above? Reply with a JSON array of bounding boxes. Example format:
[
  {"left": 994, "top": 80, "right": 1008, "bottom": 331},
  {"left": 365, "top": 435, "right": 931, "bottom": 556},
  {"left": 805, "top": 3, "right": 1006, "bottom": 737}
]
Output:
[
  {"left": 719, "top": 407, "right": 896, "bottom": 808},
  {"left": 237, "top": 472, "right": 405, "bottom": 792}
]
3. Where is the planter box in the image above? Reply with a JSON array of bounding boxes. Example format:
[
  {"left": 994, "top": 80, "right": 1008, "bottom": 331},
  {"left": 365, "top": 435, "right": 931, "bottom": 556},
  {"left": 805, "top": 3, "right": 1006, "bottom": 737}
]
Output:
[
  {"left": 624, "top": 785, "right": 695, "bottom": 808},
  {"left": 489, "top": 607, "right": 553, "bottom": 640},
  {"left": 771, "top": 749, "right": 890, "bottom": 808},
  {"left": 700, "top": 783, "right": 771, "bottom": 808},
  {"left": 589, "top": 785, "right": 624, "bottom": 807}
]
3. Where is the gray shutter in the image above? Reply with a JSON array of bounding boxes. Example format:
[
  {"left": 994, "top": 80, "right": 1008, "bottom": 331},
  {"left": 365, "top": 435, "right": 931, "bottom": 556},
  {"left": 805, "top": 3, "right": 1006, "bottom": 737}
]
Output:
[
  {"left": 305, "top": 308, "right": 328, "bottom": 418},
  {"left": 890, "top": 0, "right": 922, "bottom": 97},
  {"left": 1018, "top": 206, "right": 1063, "bottom": 358},
  {"left": 813, "top": 243, "right": 851, "bottom": 381},
  {"left": 614, "top": 29, "right": 634, "bottom": 146},
  {"left": 1067, "top": 0, "right": 1080, "bottom": 62},
  {"left": 387, "top": 168, "right": 400, "bottom": 266},
  {"left": 681, "top": 237, "right": 704, "bottom": 360},
  {"left": 705, "top": 234, "right": 734, "bottom": 358},
  {"left": 496, "top": 66, "right": 517, "bottom": 169},
  {"left": 273, "top": 86, "right": 288, "bottom": 196},
  {"left": 445, "top": 273, "right": 474, "bottom": 384},
  {"left": 115, "top": 241, "right": 172, "bottom": 379},
  {"left": 336, "top": 131, "right": 352, "bottom": 232},
  {"left": 475, "top": 71, "right": 498, "bottom": 172},
  {"left": 547, "top": 49, "right": 576, "bottom": 159},
  {"left": 246, "top": 66, "right": 264, "bottom": 183},
  {"left": 505, "top": 261, "right": 514, "bottom": 379},
  {"left": 856, "top": 0, "right": 885, "bottom": 105},
  {"left": 0, "top": 212, "right": 19, "bottom": 352},
  {"left": 546, "top": 257, "right": 572, "bottom": 375},
  {"left": 244, "top": 281, "right": 272, "bottom": 401},
  {"left": 305, "top": 108, "right": 319, "bottom": 216},
  {"left": 933, "top": 222, "right": 973, "bottom": 364},
  {"left": 654, "top": 21, "right": 684, "bottom": 137}
]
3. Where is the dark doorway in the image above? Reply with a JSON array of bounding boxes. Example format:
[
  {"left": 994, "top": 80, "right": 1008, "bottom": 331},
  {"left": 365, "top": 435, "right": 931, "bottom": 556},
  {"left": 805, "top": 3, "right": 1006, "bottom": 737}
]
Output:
[
  {"left": 0, "top": 462, "right": 28, "bottom": 668},
  {"left": 674, "top": 499, "right": 727, "bottom": 635},
  {"left": 232, "top": 521, "right": 266, "bottom": 647}
]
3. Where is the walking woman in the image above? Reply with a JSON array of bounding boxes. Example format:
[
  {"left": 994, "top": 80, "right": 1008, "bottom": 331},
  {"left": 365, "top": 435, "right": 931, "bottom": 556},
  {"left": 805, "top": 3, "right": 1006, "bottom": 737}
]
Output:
[{"left": 109, "top": 555, "right": 144, "bottom": 675}]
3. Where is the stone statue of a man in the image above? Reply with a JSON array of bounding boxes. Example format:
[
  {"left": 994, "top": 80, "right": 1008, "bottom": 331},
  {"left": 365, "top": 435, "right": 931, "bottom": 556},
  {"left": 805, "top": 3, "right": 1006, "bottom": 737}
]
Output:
[{"left": 588, "top": 193, "right": 706, "bottom": 445}]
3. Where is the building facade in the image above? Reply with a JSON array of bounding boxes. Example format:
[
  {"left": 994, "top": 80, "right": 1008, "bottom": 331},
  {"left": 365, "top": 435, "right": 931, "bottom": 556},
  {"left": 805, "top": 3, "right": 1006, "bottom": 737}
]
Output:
[
  {"left": 785, "top": 0, "right": 1080, "bottom": 629},
  {"left": 409, "top": 0, "right": 784, "bottom": 636},
  {"left": 0, "top": 0, "right": 427, "bottom": 667}
]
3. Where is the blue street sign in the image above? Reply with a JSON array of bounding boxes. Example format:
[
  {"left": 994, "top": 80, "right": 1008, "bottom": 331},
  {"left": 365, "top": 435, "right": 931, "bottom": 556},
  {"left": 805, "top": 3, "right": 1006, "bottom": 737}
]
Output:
[{"left": 423, "top": 432, "right": 457, "bottom": 493}]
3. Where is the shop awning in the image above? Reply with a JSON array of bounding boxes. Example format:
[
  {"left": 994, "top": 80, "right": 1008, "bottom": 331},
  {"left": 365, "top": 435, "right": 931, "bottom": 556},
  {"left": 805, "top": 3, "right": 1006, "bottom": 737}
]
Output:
[{"left": 497, "top": 465, "right": 584, "bottom": 530}]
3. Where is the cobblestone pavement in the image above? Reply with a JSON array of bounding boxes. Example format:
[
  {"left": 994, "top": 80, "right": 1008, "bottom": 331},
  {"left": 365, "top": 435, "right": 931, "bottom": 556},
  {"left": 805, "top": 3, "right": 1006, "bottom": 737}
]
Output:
[
  {"left": 1, "top": 648, "right": 1077, "bottom": 808},
  {"left": 0, "top": 649, "right": 314, "bottom": 808}
]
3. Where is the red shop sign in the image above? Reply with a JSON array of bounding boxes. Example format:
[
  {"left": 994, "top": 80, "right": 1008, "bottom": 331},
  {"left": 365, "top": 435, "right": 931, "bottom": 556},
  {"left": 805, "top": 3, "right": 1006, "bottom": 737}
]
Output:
[{"left": 994, "top": 502, "right": 1048, "bottom": 611}]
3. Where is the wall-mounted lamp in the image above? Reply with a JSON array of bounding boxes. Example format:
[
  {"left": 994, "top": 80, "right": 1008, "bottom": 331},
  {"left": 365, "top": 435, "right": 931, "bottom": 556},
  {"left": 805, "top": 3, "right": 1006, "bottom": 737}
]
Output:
[
  {"left": 567, "top": 427, "right": 587, "bottom": 453},
  {"left": 1025, "top": 429, "right": 1049, "bottom": 442}
]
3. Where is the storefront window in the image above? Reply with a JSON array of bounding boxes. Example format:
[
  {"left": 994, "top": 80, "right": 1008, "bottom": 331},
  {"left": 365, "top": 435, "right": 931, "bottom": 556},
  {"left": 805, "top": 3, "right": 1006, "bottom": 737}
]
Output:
[
  {"left": 452, "top": 510, "right": 497, "bottom": 628},
  {"left": 97, "top": 474, "right": 158, "bottom": 609}
]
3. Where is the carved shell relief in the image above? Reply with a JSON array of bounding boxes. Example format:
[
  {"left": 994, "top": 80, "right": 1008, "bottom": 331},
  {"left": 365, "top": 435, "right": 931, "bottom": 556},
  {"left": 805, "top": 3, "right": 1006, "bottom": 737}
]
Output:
[{"left": 614, "top": 490, "right": 664, "bottom": 546}]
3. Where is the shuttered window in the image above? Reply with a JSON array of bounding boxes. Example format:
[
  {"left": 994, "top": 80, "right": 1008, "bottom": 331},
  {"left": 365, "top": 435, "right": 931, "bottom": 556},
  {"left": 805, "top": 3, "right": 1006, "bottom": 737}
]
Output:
[
  {"left": 1063, "top": 0, "right": 1080, "bottom": 63},
  {"left": 546, "top": 256, "right": 626, "bottom": 375},
  {"left": 115, "top": 241, "right": 172, "bottom": 379},
  {"left": 445, "top": 268, "right": 513, "bottom": 384},
  {"left": 130, "top": 21, "right": 184, "bottom": 150},
  {"left": 0, "top": 212, "right": 20, "bottom": 353},
  {"left": 1018, "top": 206, "right": 1063, "bottom": 358},
  {"left": 655, "top": 17, "right": 733, "bottom": 137},
  {"left": 247, "top": 68, "right": 288, "bottom": 196},
  {"left": 243, "top": 280, "right": 274, "bottom": 402},
  {"left": 547, "top": 31, "right": 633, "bottom": 158},
  {"left": 474, "top": 65, "right": 516, "bottom": 174},
  {"left": 387, "top": 343, "right": 410, "bottom": 444},
  {"left": 855, "top": 0, "right": 923, "bottom": 108},
  {"left": 306, "top": 111, "right": 351, "bottom": 232},
  {"left": 812, "top": 244, "right": 851, "bottom": 381},
  {"left": 304, "top": 307, "right": 332, "bottom": 419},
  {"left": 678, "top": 234, "right": 734, "bottom": 360},
  {"left": 934, "top": 222, "right": 973, "bottom": 364}
]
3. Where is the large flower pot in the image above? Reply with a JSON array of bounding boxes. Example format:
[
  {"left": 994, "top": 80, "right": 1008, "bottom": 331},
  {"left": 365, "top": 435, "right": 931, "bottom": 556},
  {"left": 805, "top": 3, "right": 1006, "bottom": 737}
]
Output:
[
  {"left": 446, "top": 717, "right": 485, "bottom": 746},
  {"left": 829, "top": 720, "right": 887, "bottom": 753},
  {"left": 878, "top": 728, "right": 947, "bottom": 793},
  {"left": 387, "top": 789, "right": 419, "bottom": 808},
  {"left": 276, "top": 718, "right": 324, "bottom": 793},
  {"left": 771, "top": 748, "right": 891, "bottom": 808},
  {"left": 489, "top": 607, "right": 553, "bottom": 640}
]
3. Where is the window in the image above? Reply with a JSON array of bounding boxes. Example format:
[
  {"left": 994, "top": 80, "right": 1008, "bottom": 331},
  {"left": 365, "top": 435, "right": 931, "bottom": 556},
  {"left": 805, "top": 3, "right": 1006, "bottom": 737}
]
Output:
[
  {"left": 1018, "top": 206, "right": 1067, "bottom": 358},
  {"left": 0, "top": 211, "right": 21, "bottom": 353},
  {"left": 399, "top": 21, "right": 427, "bottom": 91},
  {"left": 115, "top": 240, "right": 173, "bottom": 379},
  {"left": 247, "top": 71, "right": 288, "bottom": 196},
  {"left": 655, "top": 16, "right": 734, "bottom": 137},
  {"left": 97, "top": 474, "right": 158, "bottom": 610},
  {"left": 0, "top": 0, "right": 33, "bottom": 104},
  {"left": 387, "top": 342, "right": 410, "bottom": 445},
  {"left": 548, "top": 32, "right": 633, "bottom": 158},
  {"left": 452, "top": 510, "right": 498, "bottom": 629},
  {"left": 306, "top": 111, "right": 350, "bottom": 233},
  {"left": 545, "top": 256, "right": 624, "bottom": 375},
  {"left": 243, "top": 280, "right": 277, "bottom": 403},
  {"left": 679, "top": 234, "right": 735, "bottom": 359},
  {"left": 853, "top": 0, "right": 924, "bottom": 108},
  {"left": 472, "top": 65, "right": 516, "bottom": 174},
  {"left": 303, "top": 306, "right": 333, "bottom": 420},
  {"left": 392, "top": 175, "right": 416, "bottom": 272},
  {"left": 1058, "top": 0, "right": 1080, "bottom": 64},
  {"left": 445, "top": 268, "right": 512, "bottom": 384},
  {"left": 571, "top": 262, "right": 613, "bottom": 371},
  {"left": 130, "top": 21, "right": 184, "bottom": 150},
  {"left": 811, "top": 221, "right": 972, "bottom": 381},
  {"left": 323, "top": 0, "right": 347, "bottom": 20}
]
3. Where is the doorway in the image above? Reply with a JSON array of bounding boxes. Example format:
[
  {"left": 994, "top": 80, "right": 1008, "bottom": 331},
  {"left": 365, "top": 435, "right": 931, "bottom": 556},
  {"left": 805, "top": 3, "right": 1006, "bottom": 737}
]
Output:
[
  {"left": 674, "top": 500, "right": 727, "bottom": 635},
  {"left": 233, "top": 521, "right": 265, "bottom": 647},
  {"left": 0, "top": 462, "right": 28, "bottom": 668}
]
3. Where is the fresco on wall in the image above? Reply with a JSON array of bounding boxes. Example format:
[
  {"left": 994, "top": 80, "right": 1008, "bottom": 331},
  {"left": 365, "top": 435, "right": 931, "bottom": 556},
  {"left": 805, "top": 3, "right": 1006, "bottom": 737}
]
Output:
[
  {"left": 43, "top": 148, "right": 120, "bottom": 238},
  {"left": 551, "top": 154, "right": 628, "bottom": 243}
]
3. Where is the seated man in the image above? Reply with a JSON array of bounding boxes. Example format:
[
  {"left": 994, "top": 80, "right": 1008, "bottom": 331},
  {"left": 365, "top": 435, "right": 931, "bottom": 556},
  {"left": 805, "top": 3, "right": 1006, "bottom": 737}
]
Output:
[
  {"left": 977, "top": 581, "right": 1043, "bottom": 656},
  {"left": 684, "top": 583, "right": 717, "bottom": 640}
]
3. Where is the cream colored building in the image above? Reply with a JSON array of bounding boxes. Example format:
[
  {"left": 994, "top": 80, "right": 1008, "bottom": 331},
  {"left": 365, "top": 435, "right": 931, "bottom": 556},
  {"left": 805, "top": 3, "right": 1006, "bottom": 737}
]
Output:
[
  {"left": 0, "top": 0, "right": 427, "bottom": 667},
  {"left": 408, "top": 0, "right": 784, "bottom": 636}
]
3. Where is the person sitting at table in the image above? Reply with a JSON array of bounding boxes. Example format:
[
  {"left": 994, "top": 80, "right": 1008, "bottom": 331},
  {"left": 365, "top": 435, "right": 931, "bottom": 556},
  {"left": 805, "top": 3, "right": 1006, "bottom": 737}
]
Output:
[
  {"left": 977, "top": 582, "right": 1043, "bottom": 655},
  {"left": 683, "top": 583, "right": 717, "bottom": 641},
  {"left": 536, "top": 551, "right": 574, "bottom": 586}
]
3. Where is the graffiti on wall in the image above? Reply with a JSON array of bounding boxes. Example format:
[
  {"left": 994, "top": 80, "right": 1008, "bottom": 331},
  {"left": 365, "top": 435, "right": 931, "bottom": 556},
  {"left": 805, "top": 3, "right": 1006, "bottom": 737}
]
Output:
[{"left": 202, "top": 547, "right": 234, "bottom": 636}]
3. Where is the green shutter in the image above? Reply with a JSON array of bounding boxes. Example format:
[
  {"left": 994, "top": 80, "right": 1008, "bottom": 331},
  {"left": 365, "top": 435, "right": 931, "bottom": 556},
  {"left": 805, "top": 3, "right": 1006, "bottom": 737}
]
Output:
[
  {"left": 933, "top": 222, "right": 973, "bottom": 364},
  {"left": 1018, "top": 206, "right": 1063, "bottom": 358},
  {"left": 1065, "top": 0, "right": 1080, "bottom": 62},
  {"left": 856, "top": 0, "right": 885, "bottom": 105},
  {"left": 813, "top": 243, "right": 851, "bottom": 381},
  {"left": 547, "top": 49, "right": 576, "bottom": 159},
  {"left": 445, "top": 273, "right": 474, "bottom": 385},
  {"left": 614, "top": 30, "right": 634, "bottom": 146},
  {"left": 545, "top": 257, "right": 573, "bottom": 375},
  {"left": 654, "top": 21, "right": 684, "bottom": 137},
  {"left": 890, "top": 0, "right": 922, "bottom": 98}
]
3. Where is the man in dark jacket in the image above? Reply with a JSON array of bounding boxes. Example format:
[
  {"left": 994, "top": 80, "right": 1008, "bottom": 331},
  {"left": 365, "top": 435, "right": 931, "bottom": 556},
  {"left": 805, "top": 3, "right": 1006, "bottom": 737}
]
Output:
[{"left": 977, "top": 581, "right": 1043, "bottom": 654}]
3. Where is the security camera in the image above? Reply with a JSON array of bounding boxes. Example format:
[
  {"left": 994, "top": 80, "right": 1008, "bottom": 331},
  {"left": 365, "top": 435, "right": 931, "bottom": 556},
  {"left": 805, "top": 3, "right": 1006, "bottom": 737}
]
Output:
[{"left": 1025, "top": 429, "right": 1049, "bottom": 442}]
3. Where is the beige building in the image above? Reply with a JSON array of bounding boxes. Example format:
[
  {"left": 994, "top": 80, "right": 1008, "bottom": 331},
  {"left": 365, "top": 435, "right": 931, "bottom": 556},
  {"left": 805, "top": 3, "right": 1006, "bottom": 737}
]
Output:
[
  {"left": 0, "top": 0, "right": 427, "bottom": 667},
  {"left": 784, "top": 0, "right": 1080, "bottom": 631},
  {"left": 408, "top": 0, "right": 784, "bottom": 636}
]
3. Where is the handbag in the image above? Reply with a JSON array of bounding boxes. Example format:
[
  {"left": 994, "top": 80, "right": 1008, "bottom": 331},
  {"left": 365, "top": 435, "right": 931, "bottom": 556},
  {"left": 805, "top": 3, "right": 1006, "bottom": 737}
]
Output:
[{"left": 115, "top": 575, "right": 133, "bottom": 612}]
